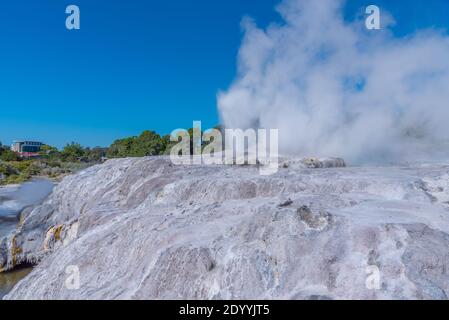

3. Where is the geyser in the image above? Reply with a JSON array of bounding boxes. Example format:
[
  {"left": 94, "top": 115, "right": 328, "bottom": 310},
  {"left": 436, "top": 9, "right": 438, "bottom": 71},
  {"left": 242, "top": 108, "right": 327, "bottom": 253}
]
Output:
[{"left": 218, "top": 0, "right": 449, "bottom": 164}]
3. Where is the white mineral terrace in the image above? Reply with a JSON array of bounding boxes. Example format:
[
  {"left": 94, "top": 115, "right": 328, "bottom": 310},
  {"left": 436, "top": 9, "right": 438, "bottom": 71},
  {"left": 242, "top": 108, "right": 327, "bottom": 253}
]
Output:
[{"left": 1, "top": 157, "right": 449, "bottom": 299}]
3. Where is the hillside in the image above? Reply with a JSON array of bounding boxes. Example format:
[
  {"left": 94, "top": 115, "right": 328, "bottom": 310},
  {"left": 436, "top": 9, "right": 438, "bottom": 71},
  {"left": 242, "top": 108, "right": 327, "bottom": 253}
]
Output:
[{"left": 2, "top": 157, "right": 449, "bottom": 299}]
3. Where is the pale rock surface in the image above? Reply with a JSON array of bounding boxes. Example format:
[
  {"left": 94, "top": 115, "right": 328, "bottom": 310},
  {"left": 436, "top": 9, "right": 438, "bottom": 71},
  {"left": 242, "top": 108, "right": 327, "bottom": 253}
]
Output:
[{"left": 2, "top": 157, "right": 449, "bottom": 299}]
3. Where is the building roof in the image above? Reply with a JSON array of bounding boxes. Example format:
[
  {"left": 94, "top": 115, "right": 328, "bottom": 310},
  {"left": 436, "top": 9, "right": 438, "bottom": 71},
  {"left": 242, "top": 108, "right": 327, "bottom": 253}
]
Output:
[{"left": 12, "top": 141, "right": 44, "bottom": 144}]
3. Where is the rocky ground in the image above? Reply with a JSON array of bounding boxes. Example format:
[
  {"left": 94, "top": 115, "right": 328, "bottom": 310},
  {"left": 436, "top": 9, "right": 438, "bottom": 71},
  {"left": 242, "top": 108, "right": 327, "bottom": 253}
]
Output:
[{"left": 1, "top": 156, "right": 449, "bottom": 299}]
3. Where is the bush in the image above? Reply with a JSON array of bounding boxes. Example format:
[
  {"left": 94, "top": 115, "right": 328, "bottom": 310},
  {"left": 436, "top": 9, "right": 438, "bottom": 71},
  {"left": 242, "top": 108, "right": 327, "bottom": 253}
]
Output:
[
  {"left": 0, "top": 161, "right": 16, "bottom": 176},
  {"left": 107, "top": 131, "right": 167, "bottom": 158},
  {"left": 61, "top": 142, "right": 86, "bottom": 162},
  {"left": 0, "top": 149, "right": 20, "bottom": 162}
]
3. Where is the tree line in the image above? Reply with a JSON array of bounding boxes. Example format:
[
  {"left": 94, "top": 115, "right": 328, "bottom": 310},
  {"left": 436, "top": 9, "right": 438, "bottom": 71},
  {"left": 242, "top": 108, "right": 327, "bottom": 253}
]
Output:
[
  {"left": 1, "top": 125, "right": 221, "bottom": 164},
  {"left": 0, "top": 142, "right": 108, "bottom": 163},
  {"left": 0, "top": 126, "right": 222, "bottom": 185}
]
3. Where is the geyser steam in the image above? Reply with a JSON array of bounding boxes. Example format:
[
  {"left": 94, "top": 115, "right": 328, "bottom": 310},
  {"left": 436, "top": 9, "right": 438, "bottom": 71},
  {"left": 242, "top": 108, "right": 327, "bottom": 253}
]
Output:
[{"left": 218, "top": 0, "right": 449, "bottom": 164}]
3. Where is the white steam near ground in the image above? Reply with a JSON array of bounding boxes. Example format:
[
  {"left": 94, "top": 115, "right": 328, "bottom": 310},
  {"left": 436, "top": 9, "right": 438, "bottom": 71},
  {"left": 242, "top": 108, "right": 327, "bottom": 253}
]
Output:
[{"left": 218, "top": 0, "right": 449, "bottom": 164}]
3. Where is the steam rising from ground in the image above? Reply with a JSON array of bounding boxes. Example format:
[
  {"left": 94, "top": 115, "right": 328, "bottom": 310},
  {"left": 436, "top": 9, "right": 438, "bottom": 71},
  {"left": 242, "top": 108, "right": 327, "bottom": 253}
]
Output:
[{"left": 218, "top": 0, "right": 449, "bottom": 164}]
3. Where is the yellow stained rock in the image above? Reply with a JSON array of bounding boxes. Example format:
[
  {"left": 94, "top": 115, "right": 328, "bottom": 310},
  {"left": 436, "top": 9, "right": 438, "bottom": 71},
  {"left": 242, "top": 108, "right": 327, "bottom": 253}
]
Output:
[{"left": 43, "top": 225, "right": 65, "bottom": 251}]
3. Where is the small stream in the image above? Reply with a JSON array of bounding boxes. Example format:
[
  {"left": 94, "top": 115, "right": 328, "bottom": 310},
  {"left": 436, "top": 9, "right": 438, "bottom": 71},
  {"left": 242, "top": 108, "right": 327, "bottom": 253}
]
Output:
[
  {"left": 0, "top": 178, "right": 54, "bottom": 299},
  {"left": 0, "top": 267, "right": 33, "bottom": 298}
]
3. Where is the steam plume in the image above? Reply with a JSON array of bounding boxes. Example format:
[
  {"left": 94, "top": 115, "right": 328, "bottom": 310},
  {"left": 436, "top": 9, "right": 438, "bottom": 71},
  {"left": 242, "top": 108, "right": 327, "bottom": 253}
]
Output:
[{"left": 218, "top": 0, "right": 449, "bottom": 164}]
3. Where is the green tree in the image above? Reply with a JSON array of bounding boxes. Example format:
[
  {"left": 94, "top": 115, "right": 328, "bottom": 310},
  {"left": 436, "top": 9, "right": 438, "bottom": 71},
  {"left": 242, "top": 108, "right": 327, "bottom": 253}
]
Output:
[
  {"left": 61, "top": 142, "right": 86, "bottom": 162},
  {"left": 134, "top": 130, "right": 166, "bottom": 156},
  {"left": 0, "top": 149, "right": 20, "bottom": 162},
  {"left": 107, "top": 130, "right": 167, "bottom": 158},
  {"left": 107, "top": 136, "right": 138, "bottom": 158},
  {"left": 85, "top": 147, "right": 108, "bottom": 162},
  {"left": 39, "top": 144, "right": 60, "bottom": 158}
]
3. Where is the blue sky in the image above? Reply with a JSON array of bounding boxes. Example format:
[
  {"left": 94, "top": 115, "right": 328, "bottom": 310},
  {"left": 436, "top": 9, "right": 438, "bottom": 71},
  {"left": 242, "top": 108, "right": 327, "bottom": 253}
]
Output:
[{"left": 0, "top": 0, "right": 448, "bottom": 148}]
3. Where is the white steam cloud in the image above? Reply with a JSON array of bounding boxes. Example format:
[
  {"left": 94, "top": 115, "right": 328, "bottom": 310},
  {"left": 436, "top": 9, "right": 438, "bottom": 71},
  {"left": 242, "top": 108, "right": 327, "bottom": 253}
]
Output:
[{"left": 218, "top": 0, "right": 449, "bottom": 164}]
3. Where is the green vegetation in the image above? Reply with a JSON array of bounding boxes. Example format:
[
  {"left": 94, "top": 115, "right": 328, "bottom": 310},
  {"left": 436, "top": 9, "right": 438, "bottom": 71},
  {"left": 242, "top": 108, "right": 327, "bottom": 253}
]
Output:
[
  {"left": 0, "top": 149, "right": 20, "bottom": 162},
  {"left": 0, "top": 125, "right": 220, "bottom": 186},
  {"left": 107, "top": 131, "right": 172, "bottom": 158},
  {"left": 0, "top": 160, "right": 38, "bottom": 185},
  {"left": 106, "top": 126, "right": 221, "bottom": 159},
  {"left": 0, "top": 142, "right": 108, "bottom": 186}
]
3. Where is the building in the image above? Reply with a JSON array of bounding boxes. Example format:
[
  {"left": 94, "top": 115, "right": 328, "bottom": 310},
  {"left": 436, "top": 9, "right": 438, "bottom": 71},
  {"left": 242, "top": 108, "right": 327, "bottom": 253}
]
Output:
[{"left": 11, "top": 141, "right": 44, "bottom": 157}]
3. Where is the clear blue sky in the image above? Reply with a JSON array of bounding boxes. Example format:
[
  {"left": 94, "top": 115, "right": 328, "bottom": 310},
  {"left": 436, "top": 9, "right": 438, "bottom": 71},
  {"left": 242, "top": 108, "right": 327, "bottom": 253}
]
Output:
[{"left": 0, "top": 0, "right": 448, "bottom": 148}]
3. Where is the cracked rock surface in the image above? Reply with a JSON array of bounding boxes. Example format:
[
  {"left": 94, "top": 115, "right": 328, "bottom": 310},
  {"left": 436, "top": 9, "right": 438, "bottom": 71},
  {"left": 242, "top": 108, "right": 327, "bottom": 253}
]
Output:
[{"left": 2, "top": 156, "right": 449, "bottom": 299}]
